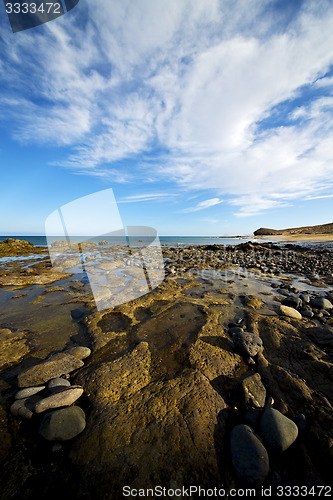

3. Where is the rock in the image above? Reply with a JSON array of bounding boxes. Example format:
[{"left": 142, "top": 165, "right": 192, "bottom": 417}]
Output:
[
  {"left": 15, "top": 385, "right": 45, "bottom": 399},
  {"left": 236, "top": 373, "right": 266, "bottom": 409},
  {"left": 65, "top": 346, "right": 91, "bottom": 360},
  {"left": 301, "top": 309, "right": 314, "bottom": 319},
  {"left": 10, "top": 395, "right": 42, "bottom": 419},
  {"left": 294, "top": 413, "right": 307, "bottom": 432},
  {"left": 259, "top": 408, "right": 298, "bottom": 452},
  {"left": 281, "top": 296, "right": 302, "bottom": 309},
  {"left": 310, "top": 298, "right": 333, "bottom": 310},
  {"left": 279, "top": 305, "right": 302, "bottom": 320},
  {"left": 70, "top": 367, "right": 227, "bottom": 496},
  {"left": 232, "top": 332, "right": 263, "bottom": 358},
  {"left": 47, "top": 378, "right": 71, "bottom": 392},
  {"left": 70, "top": 309, "right": 85, "bottom": 320},
  {"left": 39, "top": 406, "right": 86, "bottom": 441},
  {"left": 35, "top": 386, "right": 84, "bottom": 413},
  {"left": 230, "top": 425, "right": 269, "bottom": 485},
  {"left": 277, "top": 289, "right": 290, "bottom": 297},
  {"left": 0, "top": 328, "right": 30, "bottom": 370},
  {"left": 300, "top": 293, "right": 311, "bottom": 304},
  {"left": 17, "top": 353, "right": 84, "bottom": 388},
  {"left": 228, "top": 327, "right": 244, "bottom": 335}
]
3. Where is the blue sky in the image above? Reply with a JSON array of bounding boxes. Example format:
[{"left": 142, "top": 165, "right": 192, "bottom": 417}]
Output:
[{"left": 0, "top": 0, "right": 333, "bottom": 236}]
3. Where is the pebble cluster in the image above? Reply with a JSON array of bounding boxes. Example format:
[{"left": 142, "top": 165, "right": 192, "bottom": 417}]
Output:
[
  {"left": 227, "top": 322, "right": 304, "bottom": 485},
  {"left": 163, "top": 242, "right": 333, "bottom": 277},
  {"left": 274, "top": 284, "right": 333, "bottom": 324},
  {"left": 10, "top": 346, "right": 91, "bottom": 442}
]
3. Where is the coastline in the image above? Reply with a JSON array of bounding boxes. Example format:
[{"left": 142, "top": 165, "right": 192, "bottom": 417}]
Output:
[
  {"left": 0, "top": 239, "right": 333, "bottom": 497},
  {"left": 254, "top": 233, "right": 333, "bottom": 242}
]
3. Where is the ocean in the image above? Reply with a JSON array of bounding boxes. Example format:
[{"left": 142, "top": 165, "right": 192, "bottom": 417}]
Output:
[{"left": 1, "top": 235, "right": 332, "bottom": 250}]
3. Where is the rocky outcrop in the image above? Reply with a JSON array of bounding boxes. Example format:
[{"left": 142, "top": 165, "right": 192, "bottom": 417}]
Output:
[{"left": 254, "top": 222, "right": 333, "bottom": 236}]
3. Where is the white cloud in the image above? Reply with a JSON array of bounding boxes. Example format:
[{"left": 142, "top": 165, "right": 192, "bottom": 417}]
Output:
[
  {"left": 183, "top": 198, "right": 223, "bottom": 212},
  {"left": 119, "top": 193, "right": 177, "bottom": 203},
  {"left": 1, "top": 0, "right": 333, "bottom": 216}
]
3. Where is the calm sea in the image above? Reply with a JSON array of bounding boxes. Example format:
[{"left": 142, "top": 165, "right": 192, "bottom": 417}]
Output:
[
  {"left": 1, "top": 235, "right": 332, "bottom": 249},
  {"left": 0, "top": 235, "right": 264, "bottom": 248}
]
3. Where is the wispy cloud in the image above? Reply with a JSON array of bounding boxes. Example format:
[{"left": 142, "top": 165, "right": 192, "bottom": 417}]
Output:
[
  {"left": 1, "top": 0, "right": 333, "bottom": 216},
  {"left": 183, "top": 197, "right": 223, "bottom": 212},
  {"left": 119, "top": 193, "right": 177, "bottom": 203}
]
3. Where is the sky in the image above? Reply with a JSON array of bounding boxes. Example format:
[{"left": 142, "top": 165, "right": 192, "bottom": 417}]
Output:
[{"left": 0, "top": 0, "right": 333, "bottom": 236}]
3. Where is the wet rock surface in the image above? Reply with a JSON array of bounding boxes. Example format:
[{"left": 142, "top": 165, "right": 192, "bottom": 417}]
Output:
[{"left": 0, "top": 240, "right": 333, "bottom": 498}]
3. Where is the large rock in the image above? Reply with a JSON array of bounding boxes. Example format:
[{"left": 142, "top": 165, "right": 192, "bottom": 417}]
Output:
[
  {"left": 279, "top": 305, "right": 302, "bottom": 320},
  {"left": 259, "top": 408, "right": 298, "bottom": 452},
  {"left": 39, "top": 406, "right": 86, "bottom": 441},
  {"left": 70, "top": 346, "right": 228, "bottom": 497},
  {"left": 0, "top": 328, "right": 30, "bottom": 370},
  {"left": 232, "top": 332, "right": 263, "bottom": 358},
  {"left": 230, "top": 425, "right": 269, "bottom": 485},
  {"left": 35, "top": 386, "right": 84, "bottom": 413},
  {"left": 17, "top": 353, "right": 84, "bottom": 388},
  {"left": 76, "top": 342, "right": 151, "bottom": 404},
  {"left": 311, "top": 298, "right": 333, "bottom": 310}
]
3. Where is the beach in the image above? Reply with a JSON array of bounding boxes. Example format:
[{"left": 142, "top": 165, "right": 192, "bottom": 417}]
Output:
[{"left": 0, "top": 238, "right": 333, "bottom": 498}]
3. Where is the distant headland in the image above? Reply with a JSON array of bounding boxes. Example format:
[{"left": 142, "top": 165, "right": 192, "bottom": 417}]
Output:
[{"left": 254, "top": 222, "right": 333, "bottom": 237}]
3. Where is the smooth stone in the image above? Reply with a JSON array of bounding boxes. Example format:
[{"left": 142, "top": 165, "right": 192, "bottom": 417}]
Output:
[
  {"left": 15, "top": 385, "right": 45, "bottom": 400},
  {"left": 17, "top": 353, "right": 84, "bottom": 388},
  {"left": 65, "top": 346, "right": 91, "bottom": 360},
  {"left": 10, "top": 395, "right": 42, "bottom": 418},
  {"left": 311, "top": 298, "right": 333, "bottom": 310},
  {"left": 35, "top": 386, "right": 84, "bottom": 414},
  {"left": 259, "top": 408, "right": 298, "bottom": 452},
  {"left": 301, "top": 309, "right": 314, "bottom": 319},
  {"left": 281, "top": 296, "right": 302, "bottom": 309},
  {"left": 230, "top": 425, "right": 269, "bottom": 485},
  {"left": 279, "top": 305, "right": 302, "bottom": 320},
  {"left": 232, "top": 332, "right": 263, "bottom": 357},
  {"left": 47, "top": 378, "right": 71, "bottom": 392},
  {"left": 39, "top": 406, "right": 86, "bottom": 441}
]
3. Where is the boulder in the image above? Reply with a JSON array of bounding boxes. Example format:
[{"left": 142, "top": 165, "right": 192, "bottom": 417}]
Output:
[
  {"left": 230, "top": 425, "right": 269, "bottom": 485},
  {"left": 259, "top": 408, "right": 298, "bottom": 452}
]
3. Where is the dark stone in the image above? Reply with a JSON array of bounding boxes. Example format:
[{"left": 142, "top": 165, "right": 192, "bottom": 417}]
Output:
[
  {"left": 310, "top": 298, "right": 333, "bottom": 310},
  {"left": 39, "top": 406, "right": 86, "bottom": 441},
  {"left": 230, "top": 425, "right": 269, "bottom": 485},
  {"left": 281, "top": 296, "right": 302, "bottom": 309},
  {"left": 232, "top": 332, "right": 263, "bottom": 358},
  {"left": 259, "top": 408, "right": 298, "bottom": 452}
]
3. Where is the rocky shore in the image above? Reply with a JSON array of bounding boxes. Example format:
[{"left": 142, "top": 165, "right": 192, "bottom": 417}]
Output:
[{"left": 0, "top": 240, "right": 332, "bottom": 498}]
